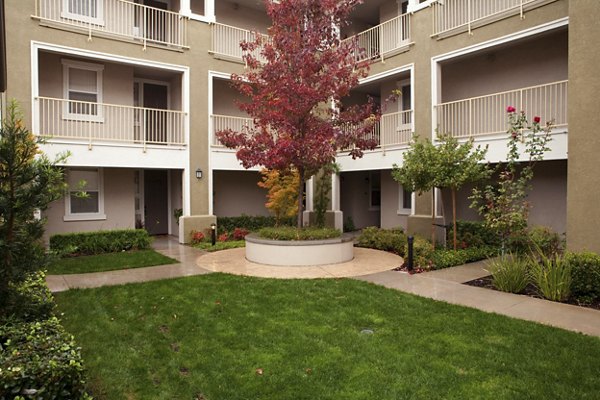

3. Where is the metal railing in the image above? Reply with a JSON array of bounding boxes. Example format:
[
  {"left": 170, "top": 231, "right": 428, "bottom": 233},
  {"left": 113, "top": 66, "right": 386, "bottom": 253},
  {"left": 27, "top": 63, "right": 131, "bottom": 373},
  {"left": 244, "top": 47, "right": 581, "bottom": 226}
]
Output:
[
  {"left": 432, "top": 0, "right": 556, "bottom": 37},
  {"left": 36, "top": 96, "right": 186, "bottom": 147},
  {"left": 344, "top": 13, "right": 411, "bottom": 63},
  {"left": 211, "top": 114, "right": 255, "bottom": 146},
  {"left": 435, "top": 80, "right": 568, "bottom": 138},
  {"left": 34, "top": 0, "right": 188, "bottom": 48},
  {"left": 210, "top": 23, "right": 269, "bottom": 63}
]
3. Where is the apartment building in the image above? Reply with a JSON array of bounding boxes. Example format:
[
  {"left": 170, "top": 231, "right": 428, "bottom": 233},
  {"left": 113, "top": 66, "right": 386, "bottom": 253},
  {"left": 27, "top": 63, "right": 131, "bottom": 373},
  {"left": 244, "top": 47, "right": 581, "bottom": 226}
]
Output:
[{"left": 1, "top": 0, "right": 598, "bottom": 253}]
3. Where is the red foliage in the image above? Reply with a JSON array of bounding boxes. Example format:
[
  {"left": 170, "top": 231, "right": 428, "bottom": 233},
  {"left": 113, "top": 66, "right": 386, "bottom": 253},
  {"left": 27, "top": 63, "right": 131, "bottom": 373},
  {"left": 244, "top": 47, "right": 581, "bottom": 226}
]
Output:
[
  {"left": 191, "top": 230, "right": 205, "bottom": 244},
  {"left": 232, "top": 227, "right": 250, "bottom": 240},
  {"left": 216, "top": 0, "right": 394, "bottom": 225},
  {"left": 218, "top": 233, "right": 229, "bottom": 242}
]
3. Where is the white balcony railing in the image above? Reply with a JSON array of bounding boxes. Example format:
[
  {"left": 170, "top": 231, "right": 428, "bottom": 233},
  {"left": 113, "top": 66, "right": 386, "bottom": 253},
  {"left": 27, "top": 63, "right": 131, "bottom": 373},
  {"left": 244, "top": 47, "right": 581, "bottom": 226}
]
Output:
[
  {"left": 211, "top": 114, "right": 255, "bottom": 146},
  {"left": 344, "top": 13, "right": 412, "bottom": 63},
  {"left": 435, "top": 80, "right": 568, "bottom": 139},
  {"left": 432, "top": 0, "right": 557, "bottom": 37},
  {"left": 34, "top": 0, "right": 188, "bottom": 49},
  {"left": 210, "top": 23, "right": 269, "bottom": 63},
  {"left": 36, "top": 97, "right": 186, "bottom": 147}
]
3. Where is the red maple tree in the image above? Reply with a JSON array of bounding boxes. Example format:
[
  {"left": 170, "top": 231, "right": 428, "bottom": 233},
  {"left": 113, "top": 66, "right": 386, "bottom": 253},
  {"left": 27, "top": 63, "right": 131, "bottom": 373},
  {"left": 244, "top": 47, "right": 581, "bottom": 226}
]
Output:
[{"left": 217, "top": 0, "right": 388, "bottom": 227}]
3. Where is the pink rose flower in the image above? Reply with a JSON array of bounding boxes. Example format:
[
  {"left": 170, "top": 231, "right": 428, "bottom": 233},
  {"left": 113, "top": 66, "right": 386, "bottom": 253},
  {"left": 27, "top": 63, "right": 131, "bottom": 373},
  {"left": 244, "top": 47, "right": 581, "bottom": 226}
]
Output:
[
  {"left": 506, "top": 106, "right": 516, "bottom": 113},
  {"left": 533, "top": 116, "right": 541, "bottom": 123}
]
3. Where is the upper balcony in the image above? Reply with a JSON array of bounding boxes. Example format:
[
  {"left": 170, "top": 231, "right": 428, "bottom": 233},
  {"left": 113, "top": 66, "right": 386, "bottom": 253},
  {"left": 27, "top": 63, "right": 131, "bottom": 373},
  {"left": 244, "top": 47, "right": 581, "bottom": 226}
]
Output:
[
  {"left": 431, "top": 0, "right": 560, "bottom": 39},
  {"left": 33, "top": 0, "right": 189, "bottom": 49}
]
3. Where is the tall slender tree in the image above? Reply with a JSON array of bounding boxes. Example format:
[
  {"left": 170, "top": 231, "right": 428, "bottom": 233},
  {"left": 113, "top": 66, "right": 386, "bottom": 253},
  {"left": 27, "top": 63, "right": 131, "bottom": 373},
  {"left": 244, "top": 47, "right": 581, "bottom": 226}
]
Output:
[{"left": 217, "top": 0, "right": 388, "bottom": 228}]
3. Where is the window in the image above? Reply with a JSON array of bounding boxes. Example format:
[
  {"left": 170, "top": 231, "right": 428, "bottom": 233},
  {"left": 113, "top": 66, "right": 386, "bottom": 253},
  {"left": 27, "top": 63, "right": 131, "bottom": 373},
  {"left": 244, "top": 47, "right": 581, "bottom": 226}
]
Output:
[
  {"left": 369, "top": 172, "right": 381, "bottom": 210},
  {"left": 398, "top": 184, "right": 413, "bottom": 215},
  {"left": 64, "top": 168, "right": 106, "bottom": 221},
  {"left": 62, "top": 60, "right": 104, "bottom": 121},
  {"left": 62, "top": 0, "right": 104, "bottom": 24}
]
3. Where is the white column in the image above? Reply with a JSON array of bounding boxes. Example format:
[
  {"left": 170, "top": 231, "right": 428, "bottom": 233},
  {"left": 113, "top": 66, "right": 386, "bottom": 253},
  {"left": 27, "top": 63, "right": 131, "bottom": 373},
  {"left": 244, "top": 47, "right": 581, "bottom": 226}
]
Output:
[
  {"left": 179, "top": 0, "right": 191, "bottom": 15},
  {"left": 305, "top": 177, "right": 314, "bottom": 212},
  {"left": 331, "top": 173, "right": 340, "bottom": 211},
  {"left": 205, "top": 0, "right": 215, "bottom": 21}
]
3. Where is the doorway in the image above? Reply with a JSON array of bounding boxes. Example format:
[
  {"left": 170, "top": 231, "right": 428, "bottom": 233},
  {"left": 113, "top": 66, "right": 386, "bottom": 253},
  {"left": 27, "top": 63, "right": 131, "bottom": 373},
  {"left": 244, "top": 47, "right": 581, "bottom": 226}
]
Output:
[
  {"left": 134, "top": 80, "right": 169, "bottom": 144},
  {"left": 144, "top": 169, "right": 169, "bottom": 235}
]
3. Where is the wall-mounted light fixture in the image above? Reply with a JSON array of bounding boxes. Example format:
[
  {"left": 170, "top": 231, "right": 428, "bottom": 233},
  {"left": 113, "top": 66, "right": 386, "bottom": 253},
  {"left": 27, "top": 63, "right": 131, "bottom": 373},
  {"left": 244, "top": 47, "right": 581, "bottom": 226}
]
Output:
[{"left": 195, "top": 168, "right": 203, "bottom": 180}]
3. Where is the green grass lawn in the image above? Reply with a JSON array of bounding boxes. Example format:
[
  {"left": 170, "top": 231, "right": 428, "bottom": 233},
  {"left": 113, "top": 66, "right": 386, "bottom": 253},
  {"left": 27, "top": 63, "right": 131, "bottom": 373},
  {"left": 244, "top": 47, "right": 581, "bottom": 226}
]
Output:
[
  {"left": 47, "top": 250, "right": 178, "bottom": 275},
  {"left": 193, "top": 240, "right": 245, "bottom": 252},
  {"left": 55, "top": 274, "right": 600, "bottom": 400}
]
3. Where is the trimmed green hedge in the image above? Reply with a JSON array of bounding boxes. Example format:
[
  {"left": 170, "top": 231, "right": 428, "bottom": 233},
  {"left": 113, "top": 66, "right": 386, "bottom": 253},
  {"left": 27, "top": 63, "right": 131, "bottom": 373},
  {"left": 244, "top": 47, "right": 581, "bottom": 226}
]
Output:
[
  {"left": 566, "top": 252, "right": 600, "bottom": 303},
  {"left": 50, "top": 229, "right": 152, "bottom": 257},
  {"left": 258, "top": 227, "right": 341, "bottom": 241},
  {"left": 217, "top": 215, "right": 294, "bottom": 234},
  {"left": 431, "top": 246, "right": 499, "bottom": 270},
  {"left": 448, "top": 220, "right": 501, "bottom": 248},
  {"left": 6, "top": 271, "right": 56, "bottom": 322},
  {"left": 356, "top": 227, "right": 406, "bottom": 256},
  {"left": 0, "top": 317, "right": 92, "bottom": 400}
]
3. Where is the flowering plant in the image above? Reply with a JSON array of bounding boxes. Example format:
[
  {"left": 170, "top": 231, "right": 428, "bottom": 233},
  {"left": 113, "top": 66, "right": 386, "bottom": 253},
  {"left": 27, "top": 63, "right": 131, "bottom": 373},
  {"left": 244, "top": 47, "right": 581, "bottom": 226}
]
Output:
[
  {"left": 218, "top": 233, "right": 229, "bottom": 242},
  {"left": 232, "top": 227, "right": 250, "bottom": 240},
  {"left": 190, "top": 230, "right": 205, "bottom": 244}
]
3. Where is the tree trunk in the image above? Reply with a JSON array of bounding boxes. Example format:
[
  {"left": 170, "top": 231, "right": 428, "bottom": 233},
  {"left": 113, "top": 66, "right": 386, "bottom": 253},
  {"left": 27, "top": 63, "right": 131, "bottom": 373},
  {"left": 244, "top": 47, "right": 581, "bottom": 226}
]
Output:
[
  {"left": 297, "top": 167, "right": 304, "bottom": 229},
  {"left": 452, "top": 188, "right": 457, "bottom": 251}
]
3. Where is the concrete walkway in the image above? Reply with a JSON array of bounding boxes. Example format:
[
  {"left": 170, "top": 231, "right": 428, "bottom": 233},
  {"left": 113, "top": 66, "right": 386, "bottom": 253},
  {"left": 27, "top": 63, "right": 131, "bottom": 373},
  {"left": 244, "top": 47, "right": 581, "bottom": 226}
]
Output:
[{"left": 45, "top": 236, "right": 600, "bottom": 337}]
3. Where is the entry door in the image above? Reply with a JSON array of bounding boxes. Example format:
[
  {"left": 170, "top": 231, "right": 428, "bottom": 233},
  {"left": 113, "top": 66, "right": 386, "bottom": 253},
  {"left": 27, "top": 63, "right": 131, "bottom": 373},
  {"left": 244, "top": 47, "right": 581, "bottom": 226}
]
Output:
[
  {"left": 143, "top": 82, "right": 169, "bottom": 144},
  {"left": 144, "top": 170, "right": 169, "bottom": 235}
]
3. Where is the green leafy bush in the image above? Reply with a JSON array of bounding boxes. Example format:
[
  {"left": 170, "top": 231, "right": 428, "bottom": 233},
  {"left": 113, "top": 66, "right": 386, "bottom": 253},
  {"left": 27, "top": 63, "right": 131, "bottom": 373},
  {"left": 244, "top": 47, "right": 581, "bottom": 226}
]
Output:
[
  {"left": 431, "top": 250, "right": 469, "bottom": 270},
  {"left": 6, "top": 271, "right": 56, "bottom": 322},
  {"left": 50, "top": 229, "right": 152, "bottom": 257},
  {"left": 487, "top": 256, "right": 530, "bottom": 294},
  {"left": 356, "top": 227, "right": 406, "bottom": 256},
  {"left": 406, "top": 236, "right": 435, "bottom": 270},
  {"left": 0, "top": 317, "right": 92, "bottom": 399},
  {"left": 527, "top": 226, "right": 563, "bottom": 256},
  {"left": 343, "top": 216, "right": 356, "bottom": 233},
  {"left": 217, "top": 215, "right": 294, "bottom": 234},
  {"left": 565, "top": 252, "right": 600, "bottom": 303},
  {"left": 530, "top": 253, "right": 572, "bottom": 302},
  {"left": 448, "top": 220, "right": 501, "bottom": 248},
  {"left": 258, "top": 227, "right": 341, "bottom": 241}
]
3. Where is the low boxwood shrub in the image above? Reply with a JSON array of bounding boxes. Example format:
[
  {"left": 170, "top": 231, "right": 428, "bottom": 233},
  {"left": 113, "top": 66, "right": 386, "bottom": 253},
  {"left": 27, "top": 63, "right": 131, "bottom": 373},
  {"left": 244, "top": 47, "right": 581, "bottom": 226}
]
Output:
[
  {"left": 6, "top": 271, "right": 56, "bottom": 322},
  {"left": 0, "top": 317, "right": 91, "bottom": 399},
  {"left": 565, "top": 252, "right": 600, "bottom": 303},
  {"left": 217, "top": 215, "right": 294, "bottom": 234},
  {"left": 448, "top": 220, "right": 501, "bottom": 248},
  {"left": 258, "top": 226, "right": 341, "bottom": 241},
  {"left": 487, "top": 255, "right": 530, "bottom": 294},
  {"left": 406, "top": 236, "right": 435, "bottom": 270},
  {"left": 50, "top": 229, "right": 152, "bottom": 257},
  {"left": 431, "top": 246, "right": 499, "bottom": 270},
  {"left": 356, "top": 227, "right": 406, "bottom": 256}
]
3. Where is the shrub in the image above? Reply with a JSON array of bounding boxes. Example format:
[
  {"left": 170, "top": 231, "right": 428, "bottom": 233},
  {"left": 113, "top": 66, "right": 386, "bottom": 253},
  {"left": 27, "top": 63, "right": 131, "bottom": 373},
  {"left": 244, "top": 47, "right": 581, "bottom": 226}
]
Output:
[
  {"left": 218, "top": 233, "right": 229, "bottom": 242},
  {"left": 448, "top": 220, "right": 501, "bottom": 248},
  {"left": 431, "top": 250, "right": 469, "bottom": 270},
  {"left": 487, "top": 256, "right": 530, "bottom": 294},
  {"left": 6, "top": 271, "right": 56, "bottom": 322},
  {"left": 0, "top": 317, "right": 91, "bottom": 399},
  {"left": 50, "top": 229, "right": 152, "bottom": 257},
  {"left": 406, "top": 236, "right": 434, "bottom": 270},
  {"left": 528, "top": 226, "right": 563, "bottom": 256},
  {"left": 356, "top": 227, "right": 406, "bottom": 256},
  {"left": 190, "top": 230, "right": 205, "bottom": 244},
  {"left": 258, "top": 226, "right": 341, "bottom": 241},
  {"left": 232, "top": 227, "right": 250, "bottom": 240},
  {"left": 217, "top": 215, "right": 294, "bottom": 234},
  {"left": 529, "top": 253, "right": 572, "bottom": 302},
  {"left": 565, "top": 252, "right": 600, "bottom": 304},
  {"left": 343, "top": 216, "right": 356, "bottom": 233},
  {"left": 462, "top": 246, "right": 499, "bottom": 263}
]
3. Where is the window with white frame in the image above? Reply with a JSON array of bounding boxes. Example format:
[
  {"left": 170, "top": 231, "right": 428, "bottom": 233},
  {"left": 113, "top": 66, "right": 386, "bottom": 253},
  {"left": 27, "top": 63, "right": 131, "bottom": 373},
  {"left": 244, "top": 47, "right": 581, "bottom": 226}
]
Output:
[
  {"left": 369, "top": 172, "right": 381, "bottom": 210},
  {"left": 398, "top": 184, "right": 413, "bottom": 214},
  {"left": 62, "top": 60, "right": 104, "bottom": 121},
  {"left": 65, "top": 168, "right": 105, "bottom": 220},
  {"left": 62, "top": 0, "right": 104, "bottom": 24}
]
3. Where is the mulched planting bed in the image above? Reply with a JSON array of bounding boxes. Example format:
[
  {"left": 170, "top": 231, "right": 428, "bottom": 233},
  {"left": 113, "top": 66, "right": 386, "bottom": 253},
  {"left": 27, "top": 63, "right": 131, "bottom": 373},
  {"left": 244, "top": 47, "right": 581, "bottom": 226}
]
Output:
[{"left": 465, "top": 275, "right": 600, "bottom": 311}]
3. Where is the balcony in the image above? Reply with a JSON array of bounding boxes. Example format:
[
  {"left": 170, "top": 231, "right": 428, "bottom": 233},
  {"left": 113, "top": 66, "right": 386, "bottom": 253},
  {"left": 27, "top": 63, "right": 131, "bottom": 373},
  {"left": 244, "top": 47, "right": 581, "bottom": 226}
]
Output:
[
  {"left": 211, "top": 114, "right": 255, "bottom": 146},
  {"left": 34, "top": 0, "right": 188, "bottom": 49},
  {"left": 432, "top": 0, "right": 559, "bottom": 38},
  {"left": 435, "top": 80, "right": 567, "bottom": 139},
  {"left": 343, "top": 13, "right": 412, "bottom": 63},
  {"left": 35, "top": 96, "right": 186, "bottom": 148},
  {"left": 209, "top": 23, "right": 268, "bottom": 63}
]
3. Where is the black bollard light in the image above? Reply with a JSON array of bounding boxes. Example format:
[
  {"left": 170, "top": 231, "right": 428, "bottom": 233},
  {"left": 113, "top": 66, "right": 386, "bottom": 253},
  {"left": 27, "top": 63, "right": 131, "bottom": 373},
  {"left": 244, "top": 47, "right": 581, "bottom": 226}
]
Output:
[
  {"left": 407, "top": 235, "right": 414, "bottom": 272},
  {"left": 210, "top": 223, "right": 216, "bottom": 246}
]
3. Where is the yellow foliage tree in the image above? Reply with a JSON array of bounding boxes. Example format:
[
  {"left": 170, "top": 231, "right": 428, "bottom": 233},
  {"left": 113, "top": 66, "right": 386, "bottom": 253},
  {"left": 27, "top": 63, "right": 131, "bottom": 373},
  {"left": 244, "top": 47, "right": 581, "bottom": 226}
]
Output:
[{"left": 257, "top": 168, "right": 300, "bottom": 225}]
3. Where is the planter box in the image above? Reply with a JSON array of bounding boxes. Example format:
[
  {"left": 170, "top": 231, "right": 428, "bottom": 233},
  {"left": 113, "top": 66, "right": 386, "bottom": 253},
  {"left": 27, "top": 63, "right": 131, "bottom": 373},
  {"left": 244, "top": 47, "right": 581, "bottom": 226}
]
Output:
[{"left": 245, "top": 233, "right": 354, "bottom": 266}]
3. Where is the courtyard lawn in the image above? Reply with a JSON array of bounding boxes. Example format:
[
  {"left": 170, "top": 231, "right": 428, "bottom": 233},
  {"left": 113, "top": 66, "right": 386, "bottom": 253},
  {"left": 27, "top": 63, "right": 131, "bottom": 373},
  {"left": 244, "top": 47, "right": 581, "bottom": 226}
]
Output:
[
  {"left": 47, "top": 250, "right": 178, "bottom": 275},
  {"left": 55, "top": 274, "right": 600, "bottom": 400}
]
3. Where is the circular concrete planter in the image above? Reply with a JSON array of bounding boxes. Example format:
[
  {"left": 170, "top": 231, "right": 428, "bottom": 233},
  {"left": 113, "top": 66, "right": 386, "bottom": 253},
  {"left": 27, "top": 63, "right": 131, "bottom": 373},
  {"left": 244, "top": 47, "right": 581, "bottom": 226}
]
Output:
[{"left": 245, "top": 233, "right": 354, "bottom": 266}]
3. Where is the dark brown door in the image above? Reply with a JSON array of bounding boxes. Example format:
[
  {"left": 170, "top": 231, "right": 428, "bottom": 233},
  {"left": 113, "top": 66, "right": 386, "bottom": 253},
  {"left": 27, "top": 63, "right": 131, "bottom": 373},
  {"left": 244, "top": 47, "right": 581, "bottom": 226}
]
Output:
[
  {"left": 143, "top": 82, "right": 168, "bottom": 144},
  {"left": 144, "top": 170, "right": 168, "bottom": 235}
]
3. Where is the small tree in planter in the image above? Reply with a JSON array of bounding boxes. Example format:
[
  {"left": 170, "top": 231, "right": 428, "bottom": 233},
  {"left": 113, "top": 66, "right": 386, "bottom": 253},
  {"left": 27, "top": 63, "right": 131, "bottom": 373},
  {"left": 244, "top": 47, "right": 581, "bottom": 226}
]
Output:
[
  {"left": 470, "top": 107, "right": 553, "bottom": 252},
  {"left": 216, "top": 0, "right": 390, "bottom": 228},
  {"left": 0, "top": 102, "right": 67, "bottom": 315},
  {"left": 257, "top": 168, "right": 300, "bottom": 226}
]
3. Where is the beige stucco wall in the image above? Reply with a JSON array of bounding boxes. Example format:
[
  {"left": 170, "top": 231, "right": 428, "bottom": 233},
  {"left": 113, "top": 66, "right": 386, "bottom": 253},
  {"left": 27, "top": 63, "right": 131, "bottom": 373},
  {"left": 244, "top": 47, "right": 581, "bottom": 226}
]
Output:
[
  {"left": 340, "top": 171, "right": 380, "bottom": 229},
  {"left": 213, "top": 170, "right": 269, "bottom": 217},
  {"left": 216, "top": 1, "right": 271, "bottom": 33},
  {"left": 441, "top": 29, "right": 568, "bottom": 102},
  {"left": 212, "top": 78, "right": 248, "bottom": 116},
  {"left": 44, "top": 168, "right": 135, "bottom": 237},
  {"left": 566, "top": 0, "right": 600, "bottom": 252},
  {"left": 380, "top": 169, "right": 408, "bottom": 230}
]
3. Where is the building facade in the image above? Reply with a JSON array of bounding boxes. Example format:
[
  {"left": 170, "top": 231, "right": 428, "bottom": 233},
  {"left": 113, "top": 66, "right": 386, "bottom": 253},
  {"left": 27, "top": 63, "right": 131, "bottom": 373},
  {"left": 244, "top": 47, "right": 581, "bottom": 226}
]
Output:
[{"left": 2, "top": 0, "right": 599, "bottom": 252}]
